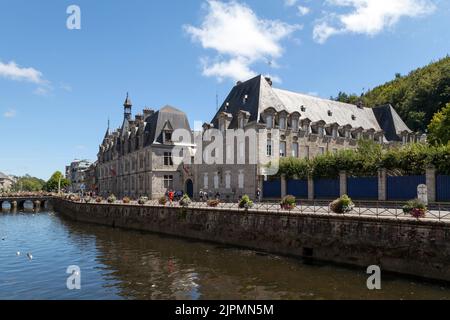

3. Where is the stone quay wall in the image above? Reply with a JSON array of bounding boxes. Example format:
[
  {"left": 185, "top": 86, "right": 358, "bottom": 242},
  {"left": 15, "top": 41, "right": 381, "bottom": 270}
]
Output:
[{"left": 52, "top": 198, "right": 450, "bottom": 282}]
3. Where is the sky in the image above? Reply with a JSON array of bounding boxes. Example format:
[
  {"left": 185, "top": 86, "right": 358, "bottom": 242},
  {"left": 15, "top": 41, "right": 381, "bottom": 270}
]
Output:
[{"left": 0, "top": 0, "right": 449, "bottom": 180}]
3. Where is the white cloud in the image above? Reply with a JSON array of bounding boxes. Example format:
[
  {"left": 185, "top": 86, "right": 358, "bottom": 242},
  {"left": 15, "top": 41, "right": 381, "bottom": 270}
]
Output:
[
  {"left": 285, "top": 0, "right": 298, "bottom": 6},
  {"left": 3, "top": 109, "right": 17, "bottom": 118},
  {"left": 0, "top": 60, "right": 45, "bottom": 84},
  {"left": 185, "top": 0, "right": 301, "bottom": 82},
  {"left": 313, "top": 0, "right": 436, "bottom": 43},
  {"left": 297, "top": 5, "right": 311, "bottom": 16}
]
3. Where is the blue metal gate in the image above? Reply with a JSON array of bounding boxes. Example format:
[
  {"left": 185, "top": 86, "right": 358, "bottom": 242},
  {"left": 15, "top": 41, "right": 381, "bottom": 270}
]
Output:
[
  {"left": 263, "top": 180, "right": 281, "bottom": 199},
  {"left": 387, "top": 175, "right": 426, "bottom": 201},
  {"left": 347, "top": 177, "right": 378, "bottom": 200},
  {"left": 314, "top": 179, "right": 340, "bottom": 199},
  {"left": 287, "top": 180, "right": 308, "bottom": 198},
  {"left": 437, "top": 175, "right": 450, "bottom": 202}
]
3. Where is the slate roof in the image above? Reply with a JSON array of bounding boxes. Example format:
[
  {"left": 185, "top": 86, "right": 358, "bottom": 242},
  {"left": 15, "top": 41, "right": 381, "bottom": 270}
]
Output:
[
  {"left": 144, "top": 105, "right": 192, "bottom": 146},
  {"left": 211, "top": 75, "right": 412, "bottom": 141}
]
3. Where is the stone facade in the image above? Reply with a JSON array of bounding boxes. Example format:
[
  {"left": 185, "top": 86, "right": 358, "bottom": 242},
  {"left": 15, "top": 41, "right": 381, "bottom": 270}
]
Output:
[
  {"left": 0, "top": 172, "right": 14, "bottom": 192},
  {"left": 97, "top": 95, "right": 195, "bottom": 199}
]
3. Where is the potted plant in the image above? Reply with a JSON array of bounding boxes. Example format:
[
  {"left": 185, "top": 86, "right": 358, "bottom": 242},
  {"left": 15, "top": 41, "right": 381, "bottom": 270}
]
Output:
[
  {"left": 95, "top": 197, "right": 103, "bottom": 203},
  {"left": 179, "top": 194, "right": 192, "bottom": 207},
  {"left": 403, "top": 199, "right": 427, "bottom": 218},
  {"left": 138, "top": 196, "right": 148, "bottom": 205},
  {"left": 330, "top": 195, "right": 355, "bottom": 214},
  {"left": 107, "top": 194, "right": 117, "bottom": 204},
  {"left": 280, "top": 195, "right": 296, "bottom": 210},
  {"left": 207, "top": 199, "right": 220, "bottom": 207},
  {"left": 159, "top": 196, "right": 167, "bottom": 206},
  {"left": 122, "top": 197, "right": 131, "bottom": 204},
  {"left": 239, "top": 195, "right": 254, "bottom": 210}
]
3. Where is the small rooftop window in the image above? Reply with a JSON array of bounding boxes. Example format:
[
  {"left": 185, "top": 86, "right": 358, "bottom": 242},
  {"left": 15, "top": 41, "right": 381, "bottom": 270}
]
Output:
[
  {"left": 351, "top": 115, "right": 356, "bottom": 121},
  {"left": 301, "top": 106, "right": 306, "bottom": 112},
  {"left": 328, "top": 110, "right": 333, "bottom": 117},
  {"left": 243, "top": 94, "right": 249, "bottom": 104}
]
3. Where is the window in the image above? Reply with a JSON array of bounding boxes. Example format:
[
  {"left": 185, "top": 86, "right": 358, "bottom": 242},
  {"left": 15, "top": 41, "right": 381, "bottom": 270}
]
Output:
[
  {"left": 332, "top": 128, "right": 338, "bottom": 139},
  {"left": 214, "top": 173, "right": 219, "bottom": 189},
  {"left": 318, "top": 126, "right": 325, "bottom": 137},
  {"left": 304, "top": 146, "right": 310, "bottom": 159},
  {"left": 292, "top": 143, "right": 299, "bottom": 158},
  {"left": 203, "top": 173, "right": 209, "bottom": 189},
  {"left": 267, "top": 139, "right": 273, "bottom": 156},
  {"left": 303, "top": 123, "right": 310, "bottom": 134},
  {"left": 164, "top": 152, "right": 173, "bottom": 166},
  {"left": 279, "top": 117, "right": 286, "bottom": 130},
  {"left": 238, "top": 170, "right": 244, "bottom": 189},
  {"left": 280, "top": 141, "right": 286, "bottom": 157},
  {"left": 164, "top": 131, "right": 172, "bottom": 144},
  {"left": 225, "top": 172, "right": 231, "bottom": 189},
  {"left": 164, "top": 175, "right": 174, "bottom": 190},
  {"left": 139, "top": 155, "right": 144, "bottom": 169},
  {"left": 319, "top": 147, "right": 325, "bottom": 155},
  {"left": 266, "top": 115, "right": 273, "bottom": 129},
  {"left": 239, "top": 117, "right": 245, "bottom": 129},
  {"left": 291, "top": 118, "right": 299, "bottom": 132}
]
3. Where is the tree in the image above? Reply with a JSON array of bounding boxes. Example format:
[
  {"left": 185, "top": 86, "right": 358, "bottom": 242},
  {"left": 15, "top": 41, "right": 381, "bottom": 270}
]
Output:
[
  {"left": 12, "top": 175, "right": 46, "bottom": 192},
  {"left": 428, "top": 103, "right": 450, "bottom": 146},
  {"left": 43, "top": 171, "right": 71, "bottom": 192}
]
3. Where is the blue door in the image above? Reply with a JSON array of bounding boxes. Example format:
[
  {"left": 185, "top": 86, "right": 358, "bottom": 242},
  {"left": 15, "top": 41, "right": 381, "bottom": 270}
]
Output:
[
  {"left": 314, "top": 179, "right": 340, "bottom": 199},
  {"left": 347, "top": 177, "right": 378, "bottom": 200},
  {"left": 287, "top": 180, "right": 308, "bottom": 198},
  {"left": 437, "top": 175, "right": 450, "bottom": 202},
  {"left": 263, "top": 180, "right": 281, "bottom": 199},
  {"left": 387, "top": 175, "right": 426, "bottom": 201}
]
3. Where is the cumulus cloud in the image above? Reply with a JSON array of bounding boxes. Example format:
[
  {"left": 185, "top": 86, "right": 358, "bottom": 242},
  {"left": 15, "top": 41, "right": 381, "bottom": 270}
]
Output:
[
  {"left": 313, "top": 0, "right": 436, "bottom": 43},
  {"left": 185, "top": 0, "right": 301, "bottom": 82},
  {"left": 0, "top": 60, "right": 45, "bottom": 84}
]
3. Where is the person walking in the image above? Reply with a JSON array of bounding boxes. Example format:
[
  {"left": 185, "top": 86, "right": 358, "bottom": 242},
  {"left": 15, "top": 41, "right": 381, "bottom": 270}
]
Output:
[
  {"left": 256, "top": 188, "right": 261, "bottom": 202},
  {"left": 168, "top": 190, "right": 175, "bottom": 206},
  {"left": 199, "top": 189, "right": 204, "bottom": 202}
]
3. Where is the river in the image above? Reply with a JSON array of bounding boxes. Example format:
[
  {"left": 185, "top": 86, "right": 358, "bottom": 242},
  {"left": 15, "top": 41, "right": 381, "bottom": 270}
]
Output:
[{"left": 0, "top": 208, "right": 449, "bottom": 300}]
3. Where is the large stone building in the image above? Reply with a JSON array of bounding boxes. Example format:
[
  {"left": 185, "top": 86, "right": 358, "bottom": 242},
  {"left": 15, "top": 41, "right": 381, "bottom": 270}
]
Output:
[
  {"left": 194, "top": 75, "right": 417, "bottom": 200},
  {"left": 97, "top": 95, "right": 195, "bottom": 199},
  {"left": 97, "top": 76, "right": 416, "bottom": 200},
  {"left": 0, "top": 172, "right": 14, "bottom": 192},
  {"left": 66, "top": 159, "right": 92, "bottom": 193}
]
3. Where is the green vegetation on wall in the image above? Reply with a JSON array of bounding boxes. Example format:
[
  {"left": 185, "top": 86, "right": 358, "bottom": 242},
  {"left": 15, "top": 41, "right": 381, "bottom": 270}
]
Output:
[{"left": 279, "top": 141, "right": 450, "bottom": 179}]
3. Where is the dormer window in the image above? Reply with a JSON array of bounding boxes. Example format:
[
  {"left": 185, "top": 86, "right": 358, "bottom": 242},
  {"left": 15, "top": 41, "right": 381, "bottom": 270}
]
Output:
[
  {"left": 301, "top": 106, "right": 306, "bottom": 112},
  {"left": 328, "top": 110, "right": 333, "bottom": 117},
  {"left": 291, "top": 118, "right": 299, "bottom": 132},
  {"left": 279, "top": 116, "right": 286, "bottom": 130},
  {"left": 318, "top": 126, "right": 325, "bottom": 137},
  {"left": 303, "top": 122, "right": 310, "bottom": 134},
  {"left": 239, "top": 117, "right": 245, "bottom": 129},
  {"left": 352, "top": 115, "right": 356, "bottom": 121},
  {"left": 243, "top": 94, "right": 249, "bottom": 104},
  {"left": 164, "top": 131, "right": 172, "bottom": 143},
  {"left": 266, "top": 114, "right": 273, "bottom": 129},
  {"left": 332, "top": 127, "right": 338, "bottom": 139}
]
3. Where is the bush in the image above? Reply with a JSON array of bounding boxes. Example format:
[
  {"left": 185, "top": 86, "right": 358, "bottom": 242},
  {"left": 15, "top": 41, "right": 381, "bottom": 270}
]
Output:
[
  {"left": 280, "top": 195, "right": 296, "bottom": 210},
  {"left": 107, "top": 194, "right": 117, "bottom": 204},
  {"left": 138, "top": 196, "right": 148, "bottom": 205},
  {"left": 403, "top": 199, "right": 427, "bottom": 218},
  {"left": 179, "top": 194, "right": 192, "bottom": 207},
  {"left": 122, "top": 197, "right": 131, "bottom": 204},
  {"left": 239, "top": 195, "right": 254, "bottom": 210},
  {"left": 330, "top": 195, "right": 355, "bottom": 214},
  {"left": 207, "top": 199, "right": 220, "bottom": 207}
]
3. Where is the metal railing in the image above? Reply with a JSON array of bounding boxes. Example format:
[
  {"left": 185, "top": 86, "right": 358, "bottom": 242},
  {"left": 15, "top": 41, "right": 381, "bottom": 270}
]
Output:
[{"left": 67, "top": 197, "right": 450, "bottom": 223}]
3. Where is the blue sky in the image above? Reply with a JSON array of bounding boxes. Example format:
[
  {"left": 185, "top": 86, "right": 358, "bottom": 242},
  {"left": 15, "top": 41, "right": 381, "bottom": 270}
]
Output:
[{"left": 0, "top": 0, "right": 449, "bottom": 180}]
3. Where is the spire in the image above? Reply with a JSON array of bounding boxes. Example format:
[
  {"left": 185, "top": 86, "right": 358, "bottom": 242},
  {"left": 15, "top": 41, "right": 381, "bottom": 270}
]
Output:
[{"left": 123, "top": 92, "right": 132, "bottom": 120}]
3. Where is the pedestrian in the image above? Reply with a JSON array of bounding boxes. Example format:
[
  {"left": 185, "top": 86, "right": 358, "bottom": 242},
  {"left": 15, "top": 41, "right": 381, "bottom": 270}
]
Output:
[
  {"left": 168, "top": 190, "right": 175, "bottom": 206},
  {"left": 256, "top": 188, "right": 261, "bottom": 202},
  {"left": 199, "top": 189, "right": 204, "bottom": 202},
  {"left": 215, "top": 192, "right": 221, "bottom": 200}
]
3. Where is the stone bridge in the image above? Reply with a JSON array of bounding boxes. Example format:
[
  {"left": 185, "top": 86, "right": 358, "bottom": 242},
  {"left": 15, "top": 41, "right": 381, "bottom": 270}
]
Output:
[{"left": 0, "top": 196, "right": 53, "bottom": 209}]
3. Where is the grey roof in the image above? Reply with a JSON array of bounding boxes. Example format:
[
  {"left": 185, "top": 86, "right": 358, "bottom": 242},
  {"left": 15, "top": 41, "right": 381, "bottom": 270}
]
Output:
[
  {"left": 0, "top": 172, "right": 12, "bottom": 180},
  {"left": 211, "top": 75, "right": 411, "bottom": 141},
  {"left": 144, "top": 105, "right": 192, "bottom": 146}
]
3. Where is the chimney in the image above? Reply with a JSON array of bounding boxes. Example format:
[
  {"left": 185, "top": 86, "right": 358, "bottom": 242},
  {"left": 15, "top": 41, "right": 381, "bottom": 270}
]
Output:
[
  {"left": 143, "top": 108, "right": 155, "bottom": 119},
  {"left": 265, "top": 77, "right": 273, "bottom": 86},
  {"left": 135, "top": 114, "right": 143, "bottom": 122}
]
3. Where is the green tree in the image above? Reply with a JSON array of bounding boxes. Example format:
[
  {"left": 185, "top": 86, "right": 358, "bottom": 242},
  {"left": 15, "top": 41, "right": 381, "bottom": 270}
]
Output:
[
  {"left": 43, "top": 171, "right": 70, "bottom": 192},
  {"left": 428, "top": 103, "right": 450, "bottom": 146},
  {"left": 12, "top": 175, "right": 46, "bottom": 192}
]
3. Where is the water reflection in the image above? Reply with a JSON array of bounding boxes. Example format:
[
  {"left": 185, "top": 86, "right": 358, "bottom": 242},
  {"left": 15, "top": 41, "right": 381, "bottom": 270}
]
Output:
[{"left": 1, "top": 210, "right": 450, "bottom": 300}]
